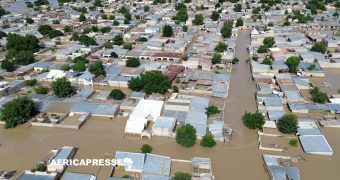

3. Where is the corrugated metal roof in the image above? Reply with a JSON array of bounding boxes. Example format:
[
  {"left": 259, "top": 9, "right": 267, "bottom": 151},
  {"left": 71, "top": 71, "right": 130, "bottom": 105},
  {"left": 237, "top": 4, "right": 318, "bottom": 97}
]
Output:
[{"left": 143, "top": 154, "right": 171, "bottom": 176}]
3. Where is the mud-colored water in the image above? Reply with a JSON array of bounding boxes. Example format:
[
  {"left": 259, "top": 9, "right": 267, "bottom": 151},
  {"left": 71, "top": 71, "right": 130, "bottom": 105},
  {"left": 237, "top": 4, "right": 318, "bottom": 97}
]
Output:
[{"left": 1, "top": 31, "right": 340, "bottom": 180}]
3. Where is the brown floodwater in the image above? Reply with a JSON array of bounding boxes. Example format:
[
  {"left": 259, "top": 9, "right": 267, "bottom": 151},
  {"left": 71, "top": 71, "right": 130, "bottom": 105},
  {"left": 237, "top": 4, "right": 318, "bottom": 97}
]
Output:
[{"left": 1, "top": 31, "right": 340, "bottom": 180}]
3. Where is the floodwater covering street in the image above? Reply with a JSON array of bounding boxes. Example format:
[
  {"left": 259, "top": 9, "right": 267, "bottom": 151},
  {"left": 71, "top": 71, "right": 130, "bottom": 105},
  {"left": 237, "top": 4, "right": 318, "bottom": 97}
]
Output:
[{"left": 0, "top": 30, "right": 340, "bottom": 180}]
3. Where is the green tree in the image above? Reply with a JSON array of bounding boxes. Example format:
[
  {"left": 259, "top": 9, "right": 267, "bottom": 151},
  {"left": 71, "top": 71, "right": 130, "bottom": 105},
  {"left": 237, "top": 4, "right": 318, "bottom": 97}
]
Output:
[
  {"left": 100, "top": 26, "right": 111, "bottom": 33},
  {"left": 182, "top": 25, "right": 188, "bottom": 32},
  {"left": 109, "top": 89, "right": 126, "bottom": 100},
  {"left": 88, "top": 61, "right": 105, "bottom": 77},
  {"left": 123, "top": 42, "right": 133, "bottom": 50},
  {"left": 34, "top": 0, "right": 49, "bottom": 6},
  {"left": 262, "top": 56, "right": 272, "bottom": 65},
  {"left": 174, "top": 8, "right": 188, "bottom": 22},
  {"left": 176, "top": 124, "right": 197, "bottom": 147},
  {"left": 162, "top": 24, "right": 173, "bottom": 37},
  {"left": 174, "top": 172, "right": 191, "bottom": 180},
  {"left": 192, "top": 14, "right": 204, "bottom": 25},
  {"left": 278, "top": 114, "right": 298, "bottom": 134},
  {"left": 212, "top": 53, "right": 222, "bottom": 64},
  {"left": 173, "top": 85, "right": 179, "bottom": 93},
  {"left": 0, "top": 96, "right": 36, "bottom": 128},
  {"left": 128, "top": 71, "right": 171, "bottom": 94},
  {"left": 26, "top": 18, "right": 34, "bottom": 24},
  {"left": 141, "top": 144, "right": 152, "bottom": 153},
  {"left": 59, "top": 64, "right": 71, "bottom": 71},
  {"left": 233, "top": 3, "right": 242, "bottom": 12},
  {"left": 73, "top": 56, "right": 89, "bottom": 63},
  {"left": 139, "top": 37, "right": 148, "bottom": 42},
  {"left": 144, "top": 5, "right": 150, "bottom": 12},
  {"left": 263, "top": 37, "right": 275, "bottom": 48},
  {"left": 242, "top": 111, "right": 265, "bottom": 130},
  {"left": 211, "top": 11, "right": 220, "bottom": 21},
  {"left": 78, "top": 35, "right": 97, "bottom": 46},
  {"left": 51, "top": 77, "right": 74, "bottom": 97},
  {"left": 311, "top": 41, "right": 327, "bottom": 54},
  {"left": 31, "top": 162, "right": 47, "bottom": 172},
  {"left": 285, "top": 56, "right": 301, "bottom": 73},
  {"left": 257, "top": 45, "right": 268, "bottom": 53},
  {"left": 48, "top": 30, "right": 64, "bottom": 39},
  {"left": 73, "top": 60, "right": 86, "bottom": 72},
  {"left": 200, "top": 134, "right": 216, "bottom": 148},
  {"left": 310, "top": 87, "right": 328, "bottom": 103},
  {"left": 205, "top": 105, "right": 220, "bottom": 116},
  {"left": 236, "top": 18, "right": 243, "bottom": 27},
  {"left": 63, "top": 26, "right": 73, "bottom": 33},
  {"left": 79, "top": 14, "right": 86, "bottom": 22},
  {"left": 232, "top": 57, "right": 239, "bottom": 64},
  {"left": 1, "top": 59, "right": 15, "bottom": 72},
  {"left": 221, "top": 21, "right": 233, "bottom": 38},
  {"left": 126, "top": 57, "right": 140, "bottom": 67},
  {"left": 214, "top": 41, "right": 228, "bottom": 52},
  {"left": 112, "top": 34, "right": 124, "bottom": 45},
  {"left": 128, "top": 77, "right": 143, "bottom": 91},
  {"left": 113, "top": 20, "right": 120, "bottom": 26},
  {"left": 34, "top": 85, "right": 48, "bottom": 94},
  {"left": 38, "top": 25, "right": 53, "bottom": 36}
]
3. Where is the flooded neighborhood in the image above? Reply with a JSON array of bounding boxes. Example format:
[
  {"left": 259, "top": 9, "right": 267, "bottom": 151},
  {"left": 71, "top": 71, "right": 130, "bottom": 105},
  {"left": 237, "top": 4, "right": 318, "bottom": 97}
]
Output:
[{"left": 0, "top": 0, "right": 339, "bottom": 180}]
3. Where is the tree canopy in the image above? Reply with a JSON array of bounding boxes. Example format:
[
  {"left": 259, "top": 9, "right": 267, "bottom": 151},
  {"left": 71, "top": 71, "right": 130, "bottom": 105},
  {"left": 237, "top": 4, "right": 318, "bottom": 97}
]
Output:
[
  {"left": 0, "top": 96, "right": 36, "bottom": 128},
  {"left": 242, "top": 111, "right": 265, "bottom": 130},
  {"left": 278, "top": 114, "right": 298, "bottom": 134},
  {"left": 126, "top": 57, "right": 140, "bottom": 67},
  {"left": 310, "top": 86, "right": 328, "bottom": 104},
  {"left": 162, "top": 24, "right": 173, "bottom": 37},
  {"left": 212, "top": 53, "right": 222, "bottom": 64},
  {"left": 311, "top": 40, "right": 327, "bottom": 54},
  {"left": 285, "top": 56, "right": 301, "bottom": 73},
  {"left": 88, "top": 61, "right": 105, "bottom": 77},
  {"left": 192, "top": 14, "right": 204, "bottom": 25},
  {"left": 262, "top": 56, "right": 272, "bottom": 65},
  {"left": 34, "top": 85, "right": 48, "bottom": 94},
  {"left": 200, "top": 134, "right": 216, "bottom": 148},
  {"left": 211, "top": 11, "right": 220, "bottom": 21},
  {"left": 128, "top": 70, "right": 171, "bottom": 94},
  {"left": 214, "top": 41, "right": 228, "bottom": 52},
  {"left": 221, "top": 21, "right": 233, "bottom": 38},
  {"left": 205, "top": 105, "right": 221, "bottom": 116},
  {"left": 112, "top": 34, "right": 124, "bottom": 45},
  {"left": 176, "top": 124, "right": 197, "bottom": 147},
  {"left": 236, "top": 18, "right": 244, "bottom": 27},
  {"left": 51, "top": 77, "right": 74, "bottom": 97},
  {"left": 109, "top": 89, "right": 126, "bottom": 100},
  {"left": 141, "top": 144, "right": 152, "bottom": 153}
]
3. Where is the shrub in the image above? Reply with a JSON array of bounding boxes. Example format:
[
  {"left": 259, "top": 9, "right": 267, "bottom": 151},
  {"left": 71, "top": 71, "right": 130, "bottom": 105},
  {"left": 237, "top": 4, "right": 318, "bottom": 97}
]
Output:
[
  {"left": 174, "top": 172, "right": 191, "bottom": 180},
  {"left": 31, "top": 162, "right": 47, "bottom": 172},
  {"left": 232, "top": 57, "right": 239, "bottom": 64},
  {"left": 278, "top": 114, "right": 298, "bottom": 134},
  {"left": 25, "top": 79, "right": 37, "bottom": 86},
  {"left": 200, "top": 134, "right": 216, "bottom": 148},
  {"left": 176, "top": 124, "right": 196, "bottom": 147},
  {"left": 34, "top": 86, "right": 48, "bottom": 94},
  {"left": 289, "top": 139, "right": 298, "bottom": 147},
  {"left": 242, "top": 111, "right": 265, "bottom": 130},
  {"left": 141, "top": 144, "right": 152, "bottom": 153}
]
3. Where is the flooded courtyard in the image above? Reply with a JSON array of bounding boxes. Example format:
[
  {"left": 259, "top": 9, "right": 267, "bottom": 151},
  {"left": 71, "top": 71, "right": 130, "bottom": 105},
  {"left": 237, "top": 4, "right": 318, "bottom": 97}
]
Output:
[{"left": 0, "top": 31, "right": 339, "bottom": 180}]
